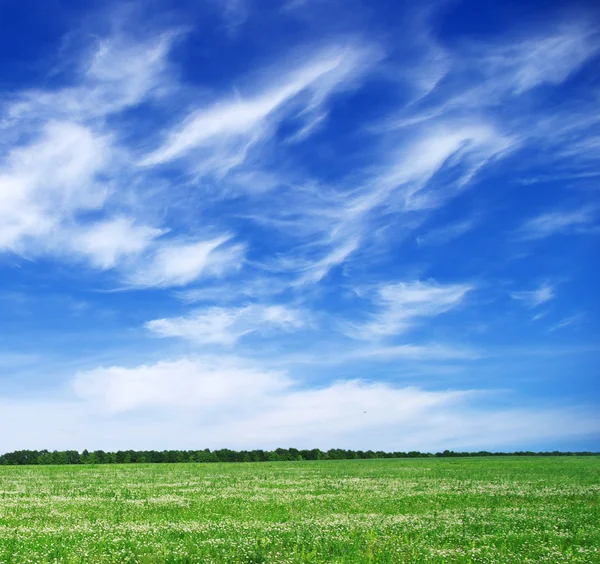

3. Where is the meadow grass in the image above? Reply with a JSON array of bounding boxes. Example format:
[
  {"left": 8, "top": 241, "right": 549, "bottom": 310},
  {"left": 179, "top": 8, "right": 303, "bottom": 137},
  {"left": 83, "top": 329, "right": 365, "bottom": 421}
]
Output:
[{"left": 0, "top": 456, "right": 598, "bottom": 563}]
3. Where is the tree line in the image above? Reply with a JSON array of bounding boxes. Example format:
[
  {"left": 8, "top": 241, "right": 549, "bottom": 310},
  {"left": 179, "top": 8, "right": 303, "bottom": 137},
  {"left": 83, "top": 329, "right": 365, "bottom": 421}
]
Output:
[{"left": 0, "top": 448, "right": 597, "bottom": 465}]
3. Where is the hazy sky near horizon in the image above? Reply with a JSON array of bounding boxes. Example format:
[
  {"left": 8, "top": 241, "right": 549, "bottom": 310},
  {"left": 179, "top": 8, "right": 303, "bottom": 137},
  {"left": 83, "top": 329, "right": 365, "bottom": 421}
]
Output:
[{"left": 0, "top": 0, "right": 599, "bottom": 452}]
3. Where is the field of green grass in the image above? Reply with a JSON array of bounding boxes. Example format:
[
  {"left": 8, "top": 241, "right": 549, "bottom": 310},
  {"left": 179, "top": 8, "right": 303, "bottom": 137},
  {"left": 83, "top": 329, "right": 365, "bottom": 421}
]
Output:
[{"left": 0, "top": 457, "right": 598, "bottom": 563}]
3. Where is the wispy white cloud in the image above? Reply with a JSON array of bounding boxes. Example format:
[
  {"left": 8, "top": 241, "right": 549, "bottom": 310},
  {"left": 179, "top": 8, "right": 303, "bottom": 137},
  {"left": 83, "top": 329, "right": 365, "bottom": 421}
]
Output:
[
  {"left": 517, "top": 208, "right": 597, "bottom": 240},
  {"left": 253, "top": 118, "right": 511, "bottom": 285},
  {"left": 295, "top": 238, "right": 360, "bottom": 285},
  {"left": 511, "top": 283, "right": 555, "bottom": 308},
  {"left": 146, "top": 304, "right": 305, "bottom": 345},
  {"left": 416, "top": 217, "right": 478, "bottom": 246},
  {"left": 71, "top": 217, "right": 165, "bottom": 270},
  {"left": 373, "top": 123, "right": 511, "bottom": 211},
  {"left": 343, "top": 280, "right": 473, "bottom": 341},
  {"left": 0, "top": 121, "right": 112, "bottom": 254},
  {"left": 6, "top": 30, "right": 179, "bottom": 123},
  {"left": 281, "top": 343, "right": 480, "bottom": 365},
  {"left": 347, "top": 343, "right": 479, "bottom": 361},
  {"left": 479, "top": 23, "right": 600, "bottom": 96},
  {"left": 418, "top": 21, "right": 600, "bottom": 112},
  {"left": 176, "top": 275, "right": 290, "bottom": 303},
  {"left": 216, "top": 0, "right": 249, "bottom": 35},
  {"left": 532, "top": 311, "right": 548, "bottom": 322},
  {"left": 549, "top": 313, "right": 584, "bottom": 332},
  {"left": 126, "top": 236, "right": 245, "bottom": 288},
  {"left": 140, "top": 43, "right": 380, "bottom": 173}
]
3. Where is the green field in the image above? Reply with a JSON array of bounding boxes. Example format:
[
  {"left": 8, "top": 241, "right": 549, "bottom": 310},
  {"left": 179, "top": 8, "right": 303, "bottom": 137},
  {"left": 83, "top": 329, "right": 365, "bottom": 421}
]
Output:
[{"left": 0, "top": 457, "right": 598, "bottom": 563}]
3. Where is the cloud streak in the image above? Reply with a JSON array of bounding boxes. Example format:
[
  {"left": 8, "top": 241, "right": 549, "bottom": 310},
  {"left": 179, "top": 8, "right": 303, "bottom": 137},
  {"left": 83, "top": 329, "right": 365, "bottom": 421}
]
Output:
[
  {"left": 140, "top": 43, "right": 380, "bottom": 172},
  {"left": 517, "top": 208, "right": 598, "bottom": 240},
  {"left": 146, "top": 304, "right": 305, "bottom": 345},
  {"left": 511, "top": 284, "right": 555, "bottom": 308},
  {"left": 343, "top": 281, "right": 473, "bottom": 341}
]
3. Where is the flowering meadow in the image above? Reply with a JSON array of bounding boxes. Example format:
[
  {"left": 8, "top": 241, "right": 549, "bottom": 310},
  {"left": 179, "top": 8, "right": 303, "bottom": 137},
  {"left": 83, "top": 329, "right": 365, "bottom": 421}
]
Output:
[{"left": 0, "top": 457, "right": 598, "bottom": 563}]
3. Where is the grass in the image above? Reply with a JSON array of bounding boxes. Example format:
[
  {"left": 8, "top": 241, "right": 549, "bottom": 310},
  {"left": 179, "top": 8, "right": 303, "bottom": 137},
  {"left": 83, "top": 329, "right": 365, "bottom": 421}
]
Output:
[{"left": 0, "top": 457, "right": 598, "bottom": 563}]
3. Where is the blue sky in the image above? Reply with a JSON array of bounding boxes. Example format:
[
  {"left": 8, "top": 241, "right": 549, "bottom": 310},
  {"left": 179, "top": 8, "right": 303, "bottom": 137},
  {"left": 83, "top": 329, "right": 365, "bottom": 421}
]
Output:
[{"left": 0, "top": 0, "right": 599, "bottom": 452}]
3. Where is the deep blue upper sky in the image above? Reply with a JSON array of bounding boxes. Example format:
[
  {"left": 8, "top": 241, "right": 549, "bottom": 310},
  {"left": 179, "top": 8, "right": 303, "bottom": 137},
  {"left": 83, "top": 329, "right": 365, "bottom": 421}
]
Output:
[{"left": 0, "top": 0, "right": 598, "bottom": 452}]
